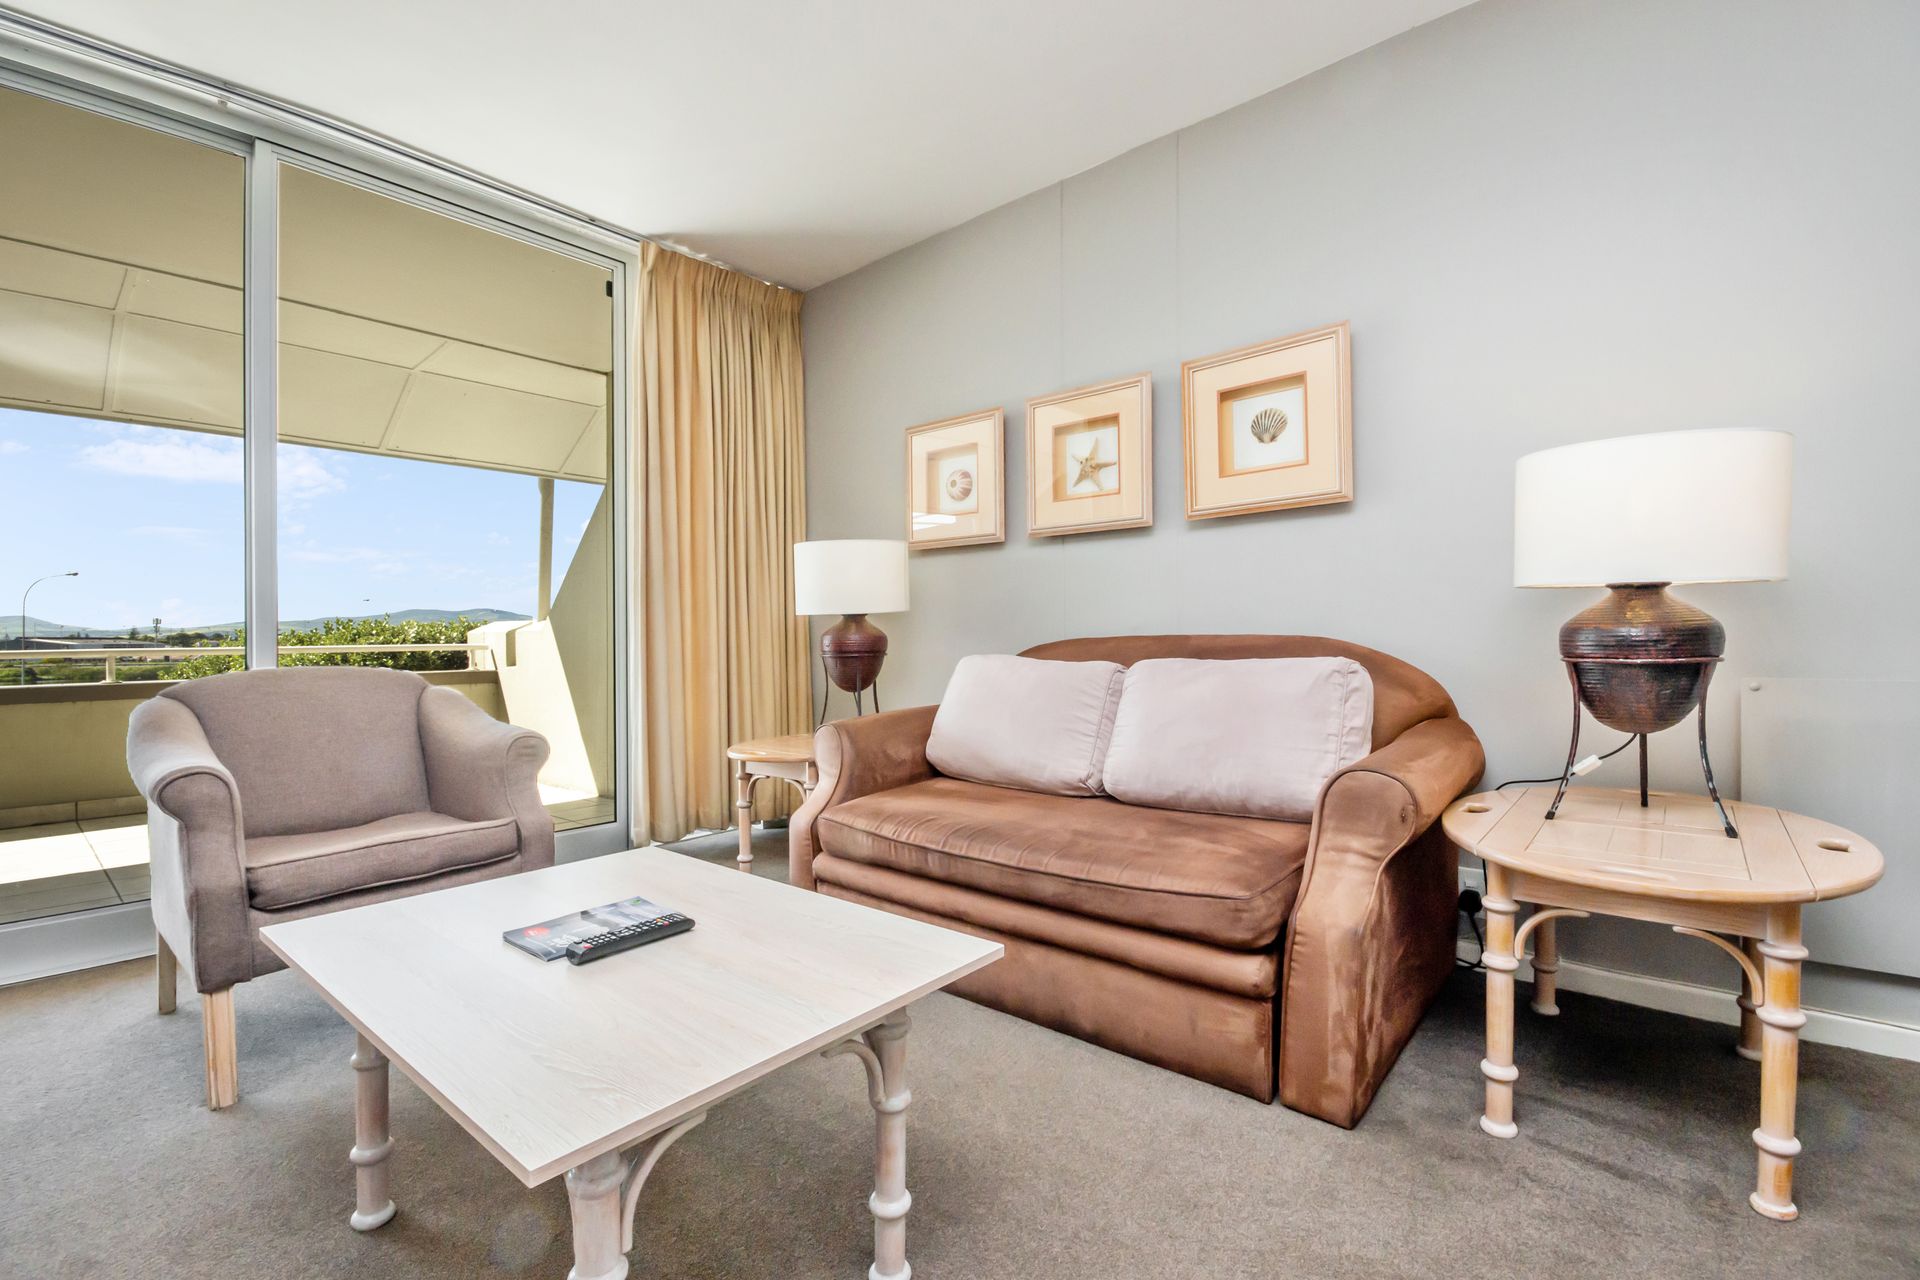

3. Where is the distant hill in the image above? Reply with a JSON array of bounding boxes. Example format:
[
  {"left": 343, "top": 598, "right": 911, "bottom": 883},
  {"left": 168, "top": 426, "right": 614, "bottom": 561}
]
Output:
[{"left": 1, "top": 608, "right": 530, "bottom": 639}]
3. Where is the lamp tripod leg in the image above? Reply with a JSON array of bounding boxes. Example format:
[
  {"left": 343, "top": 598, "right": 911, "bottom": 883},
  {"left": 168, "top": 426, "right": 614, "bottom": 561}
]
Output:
[
  {"left": 1638, "top": 734, "right": 1649, "bottom": 808},
  {"left": 1546, "top": 667, "right": 1582, "bottom": 822},
  {"left": 1697, "top": 673, "right": 1737, "bottom": 838}
]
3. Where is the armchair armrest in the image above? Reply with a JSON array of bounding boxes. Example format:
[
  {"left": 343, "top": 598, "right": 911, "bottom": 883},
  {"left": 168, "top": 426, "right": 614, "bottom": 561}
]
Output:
[
  {"left": 419, "top": 686, "right": 555, "bottom": 869},
  {"left": 1278, "top": 715, "right": 1485, "bottom": 1126},
  {"left": 789, "top": 705, "right": 938, "bottom": 890},
  {"left": 127, "top": 695, "right": 251, "bottom": 992}
]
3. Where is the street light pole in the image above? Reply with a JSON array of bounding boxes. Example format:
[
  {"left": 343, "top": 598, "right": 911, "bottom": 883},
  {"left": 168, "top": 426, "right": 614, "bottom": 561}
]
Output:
[{"left": 18, "top": 571, "right": 79, "bottom": 683}]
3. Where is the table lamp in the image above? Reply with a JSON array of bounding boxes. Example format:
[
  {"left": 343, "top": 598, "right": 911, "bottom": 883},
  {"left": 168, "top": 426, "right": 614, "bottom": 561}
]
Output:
[
  {"left": 1514, "top": 429, "right": 1792, "bottom": 837},
  {"left": 794, "top": 539, "right": 910, "bottom": 725}
]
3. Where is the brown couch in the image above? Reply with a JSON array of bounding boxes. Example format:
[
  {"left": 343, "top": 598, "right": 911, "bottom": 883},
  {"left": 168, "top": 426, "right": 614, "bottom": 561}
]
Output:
[{"left": 790, "top": 635, "right": 1484, "bottom": 1127}]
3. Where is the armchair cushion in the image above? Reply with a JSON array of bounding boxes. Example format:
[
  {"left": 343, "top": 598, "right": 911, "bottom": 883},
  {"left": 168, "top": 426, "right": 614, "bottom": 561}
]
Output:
[
  {"left": 162, "top": 667, "right": 432, "bottom": 838},
  {"left": 244, "top": 811, "right": 520, "bottom": 910},
  {"left": 816, "top": 776, "right": 1308, "bottom": 948}
]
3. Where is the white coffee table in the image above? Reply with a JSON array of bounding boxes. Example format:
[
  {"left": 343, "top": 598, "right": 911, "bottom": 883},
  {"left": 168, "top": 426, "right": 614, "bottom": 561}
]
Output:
[{"left": 259, "top": 848, "right": 1002, "bottom": 1280}]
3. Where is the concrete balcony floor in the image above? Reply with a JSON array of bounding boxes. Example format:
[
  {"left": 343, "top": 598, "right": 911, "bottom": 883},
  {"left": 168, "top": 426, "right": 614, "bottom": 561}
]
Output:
[
  {"left": 0, "top": 815, "right": 149, "bottom": 925},
  {"left": 0, "top": 793, "right": 615, "bottom": 927}
]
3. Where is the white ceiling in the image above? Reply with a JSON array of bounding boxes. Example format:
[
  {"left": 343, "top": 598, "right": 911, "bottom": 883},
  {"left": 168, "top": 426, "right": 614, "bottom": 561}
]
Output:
[{"left": 10, "top": 0, "right": 1472, "bottom": 290}]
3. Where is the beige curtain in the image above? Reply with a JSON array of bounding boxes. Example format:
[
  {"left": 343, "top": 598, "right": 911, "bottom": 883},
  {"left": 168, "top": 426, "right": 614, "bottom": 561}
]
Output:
[{"left": 636, "top": 242, "right": 810, "bottom": 843}]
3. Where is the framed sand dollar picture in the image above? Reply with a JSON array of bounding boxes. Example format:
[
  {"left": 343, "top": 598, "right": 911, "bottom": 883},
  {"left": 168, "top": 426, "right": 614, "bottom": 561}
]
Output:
[
  {"left": 1026, "top": 373, "right": 1152, "bottom": 537},
  {"left": 1182, "top": 321, "right": 1351, "bottom": 520},
  {"left": 906, "top": 408, "right": 1004, "bottom": 549}
]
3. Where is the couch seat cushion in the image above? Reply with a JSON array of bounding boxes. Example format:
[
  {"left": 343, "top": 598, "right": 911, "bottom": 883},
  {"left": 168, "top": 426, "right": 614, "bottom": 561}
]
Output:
[
  {"left": 245, "top": 811, "right": 519, "bottom": 910},
  {"left": 815, "top": 777, "right": 1308, "bottom": 949}
]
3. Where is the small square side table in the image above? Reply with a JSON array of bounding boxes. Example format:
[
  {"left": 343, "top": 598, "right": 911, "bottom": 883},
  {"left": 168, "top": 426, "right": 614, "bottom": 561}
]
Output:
[
  {"left": 726, "top": 733, "right": 818, "bottom": 872},
  {"left": 1443, "top": 784, "right": 1882, "bottom": 1221}
]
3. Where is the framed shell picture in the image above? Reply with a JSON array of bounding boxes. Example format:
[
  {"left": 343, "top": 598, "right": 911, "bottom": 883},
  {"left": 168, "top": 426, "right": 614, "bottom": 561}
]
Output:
[
  {"left": 1026, "top": 373, "right": 1152, "bottom": 537},
  {"left": 1181, "top": 321, "right": 1352, "bottom": 520},
  {"left": 906, "top": 408, "right": 1004, "bottom": 549}
]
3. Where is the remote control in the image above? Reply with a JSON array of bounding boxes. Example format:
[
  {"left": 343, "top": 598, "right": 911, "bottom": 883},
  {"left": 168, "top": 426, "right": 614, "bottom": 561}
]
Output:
[{"left": 565, "top": 913, "right": 694, "bottom": 965}]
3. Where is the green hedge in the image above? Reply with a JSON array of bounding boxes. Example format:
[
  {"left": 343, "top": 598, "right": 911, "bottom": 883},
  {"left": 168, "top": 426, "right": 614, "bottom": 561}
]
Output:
[{"left": 0, "top": 616, "right": 486, "bottom": 685}]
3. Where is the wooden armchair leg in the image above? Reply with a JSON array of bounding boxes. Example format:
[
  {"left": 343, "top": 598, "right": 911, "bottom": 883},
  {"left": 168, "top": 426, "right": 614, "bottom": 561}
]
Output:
[
  {"left": 203, "top": 989, "right": 239, "bottom": 1110},
  {"left": 156, "top": 933, "right": 177, "bottom": 1015}
]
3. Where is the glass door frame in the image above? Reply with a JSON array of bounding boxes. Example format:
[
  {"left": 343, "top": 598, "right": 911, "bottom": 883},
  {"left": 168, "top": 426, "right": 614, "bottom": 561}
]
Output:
[{"left": 0, "top": 34, "right": 637, "bottom": 981}]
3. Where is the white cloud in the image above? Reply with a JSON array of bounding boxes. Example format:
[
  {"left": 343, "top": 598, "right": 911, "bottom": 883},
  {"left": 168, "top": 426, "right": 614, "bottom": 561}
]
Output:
[
  {"left": 278, "top": 445, "right": 346, "bottom": 503},
  {"left": 0, "top": 440, "right": 28, "bottom": 455},
  {"left": 76, "top": 429, "right": 346, "bottom": 503},
  {"left": 79, "top": 426, "right": 240, "bottom": 483}
]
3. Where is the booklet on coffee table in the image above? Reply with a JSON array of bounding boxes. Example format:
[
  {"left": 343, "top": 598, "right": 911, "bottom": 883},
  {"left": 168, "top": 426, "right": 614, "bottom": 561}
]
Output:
[{"left": 504, "top": 895, "right": 682, "bottom": 961}]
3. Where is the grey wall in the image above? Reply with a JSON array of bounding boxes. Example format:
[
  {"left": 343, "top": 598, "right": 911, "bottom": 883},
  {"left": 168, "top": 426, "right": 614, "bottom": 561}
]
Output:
[{"left": 802, "top": 0, "right": 1920, "bottom": 1023}]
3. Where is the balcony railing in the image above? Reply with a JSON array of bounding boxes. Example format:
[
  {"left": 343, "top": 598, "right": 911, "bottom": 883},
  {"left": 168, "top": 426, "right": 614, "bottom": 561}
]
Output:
[{"left": 5, "top": 643, "right": 492, "bottom": 684}]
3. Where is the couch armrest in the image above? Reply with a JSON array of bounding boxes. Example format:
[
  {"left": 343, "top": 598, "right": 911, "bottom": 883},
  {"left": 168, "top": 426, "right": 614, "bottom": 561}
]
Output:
[
  {"left": 789, "top": 705, "right": 938, "bottom": 890},
  {"left": 1278, "top": 715, "right": 1485, "bottom": 1126},
  {"left": 419, "top": 686, "right": 555, "bottom": 869},
  {"left": 127, "top": 695, "right": 252, "bottom": 992}
]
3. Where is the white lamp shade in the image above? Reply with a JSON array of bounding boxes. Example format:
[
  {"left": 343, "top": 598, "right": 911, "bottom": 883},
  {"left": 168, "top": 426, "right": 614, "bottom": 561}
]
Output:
[
  {"left": 793, "top": 539, "right": 910, "bottom": 616},
  {"left": 1514, "top": 429, "right": 1791, "bottom": 588}
]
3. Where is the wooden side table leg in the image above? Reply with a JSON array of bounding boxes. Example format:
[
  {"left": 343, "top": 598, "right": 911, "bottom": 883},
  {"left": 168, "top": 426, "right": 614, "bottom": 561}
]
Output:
[
  {"left": 349, "top": 1034, "right": 396, "bottom": 1231},
  {"left": 734, "top": 763, "right": 756, "bottom": 872},
  {"left": 1736, "top": 936, "right": 1765, "bottom": 1063},
  {"left": 1529, "top": 915, "right": 1561, "bottom": 1016},
  {"left": 1480, "top": 866, "right": 1520, "bottom": 1139},
  {"left": 1750, "top": 906, "right": 1807, "bottom": 1221}
]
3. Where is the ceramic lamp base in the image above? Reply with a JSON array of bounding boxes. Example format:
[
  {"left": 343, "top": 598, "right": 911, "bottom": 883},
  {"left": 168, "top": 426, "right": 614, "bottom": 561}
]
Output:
[
  {"left": 1546, "top": 584, "right": 1737, "bottom": 838},
  {"left": 818, "top": 614, "right": 887, "bottom": 725}
]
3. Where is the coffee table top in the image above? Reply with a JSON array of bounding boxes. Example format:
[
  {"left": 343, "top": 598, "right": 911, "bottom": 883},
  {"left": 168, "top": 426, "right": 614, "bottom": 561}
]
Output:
[
  {"left": 259, "top": 849, "right": 1000, "bottom": 1187},
  {"left": 1442, "top": 785, "right": 1882, "bottom": 906},
  {"left": 727, "top": 732, "right": 815, "bottom": 763}
]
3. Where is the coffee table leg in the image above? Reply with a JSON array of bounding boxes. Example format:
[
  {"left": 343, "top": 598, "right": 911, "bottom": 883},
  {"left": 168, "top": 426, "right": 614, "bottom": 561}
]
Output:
[
  {"left": 565, "top": 1151, "right": 630, "bottom": 1280},
  {"left": 349, "top": 1034, "right": 396, "bottom": 1231},
  {"left": 825, "top": 1012, "right": 914, "bottom": 1279},
  {"left": 867, "top": 1014, "right": 912, "bottom": 1280},
  {"left": 1751, "top": 905, "right": 1807, "bottom": 1221},
  {"left": 1480, "top": 866, "right": 1520, "bottom": 1139}
]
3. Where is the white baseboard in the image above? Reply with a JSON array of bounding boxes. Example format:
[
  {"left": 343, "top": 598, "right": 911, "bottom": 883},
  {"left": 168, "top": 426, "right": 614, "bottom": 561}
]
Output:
[
  {"left": 0, "top": 900, "right": 155, "bottom": 987},
  {"left": 1456, "top": 939, "right": 1920, "bottom": 1063}
]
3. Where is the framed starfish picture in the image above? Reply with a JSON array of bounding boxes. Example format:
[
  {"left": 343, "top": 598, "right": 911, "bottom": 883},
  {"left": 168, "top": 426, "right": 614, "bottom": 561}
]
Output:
[
  {"left": 1181, "top": 321, "right": 1351, "bottom": 520},
  {"left": 1026, "top": 373, "right": 1152, "bottom": 537}
]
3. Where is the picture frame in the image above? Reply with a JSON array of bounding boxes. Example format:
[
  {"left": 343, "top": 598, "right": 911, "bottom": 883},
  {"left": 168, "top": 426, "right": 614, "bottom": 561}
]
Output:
[
  {"left": 1026, "top": 373, "right": 1152, "bottom": 537},
  {"left": 906, "top": 407, "right": 1005, "bottom": 549},
  {"left": 1181, "top": 321, "right": 1352, "bottom": 520}
]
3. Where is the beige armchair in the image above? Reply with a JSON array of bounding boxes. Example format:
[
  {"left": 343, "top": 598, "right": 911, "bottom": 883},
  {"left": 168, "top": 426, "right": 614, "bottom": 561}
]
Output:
[{"left": 127, "top": 665, "right": 554, "bottom": 1109}]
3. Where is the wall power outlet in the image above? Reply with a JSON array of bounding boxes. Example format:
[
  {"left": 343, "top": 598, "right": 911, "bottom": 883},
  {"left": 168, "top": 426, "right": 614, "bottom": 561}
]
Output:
[{"left": 1457, "top": 863, "right": 1487, "bottom": 899}]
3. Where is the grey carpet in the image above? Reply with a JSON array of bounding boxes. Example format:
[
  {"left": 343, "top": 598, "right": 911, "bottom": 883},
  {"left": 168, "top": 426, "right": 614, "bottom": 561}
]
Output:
[{"left": 3, "top": 828, "right": 1916, "bottom": 1279}]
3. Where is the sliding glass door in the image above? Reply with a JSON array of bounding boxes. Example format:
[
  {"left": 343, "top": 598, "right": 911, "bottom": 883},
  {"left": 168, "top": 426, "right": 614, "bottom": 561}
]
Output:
[
  {"left": 0, "top": 70, "right": 629, "bottom": 964},
  {"left": 274, "top": 163, "right": 617, "bottom": 831},
  {"left": 0, "top": 83, "right": 246, "bottom": 926}
]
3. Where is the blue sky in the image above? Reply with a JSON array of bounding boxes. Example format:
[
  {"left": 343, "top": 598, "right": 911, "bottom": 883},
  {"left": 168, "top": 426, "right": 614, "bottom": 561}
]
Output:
[{"left": 0, "top": 406, "right": 601, "bottom": 631}]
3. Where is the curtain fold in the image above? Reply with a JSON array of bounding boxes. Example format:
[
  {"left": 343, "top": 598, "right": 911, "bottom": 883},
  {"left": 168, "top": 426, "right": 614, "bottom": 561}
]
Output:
[{"left": 636, "top": 242, "right": 809, "bottom": 843}]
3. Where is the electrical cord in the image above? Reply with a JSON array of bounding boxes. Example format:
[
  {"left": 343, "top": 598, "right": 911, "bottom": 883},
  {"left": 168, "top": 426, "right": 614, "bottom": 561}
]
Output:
[
  {"left": 1493, "top": 735, "right": 1639, "bottom": 790},
  {"left": 1456, "top": 739, "right": 1639, "bottom": 969}
]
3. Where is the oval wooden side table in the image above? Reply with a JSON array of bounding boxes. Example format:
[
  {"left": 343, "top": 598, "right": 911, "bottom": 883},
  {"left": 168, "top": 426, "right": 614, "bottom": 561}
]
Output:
[
  {"left": 1442, "top": 784, "right": 1883, "bottom": 1221},
  {"left": 726, "top": 733, "right": 818, "bottom": 873}
]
